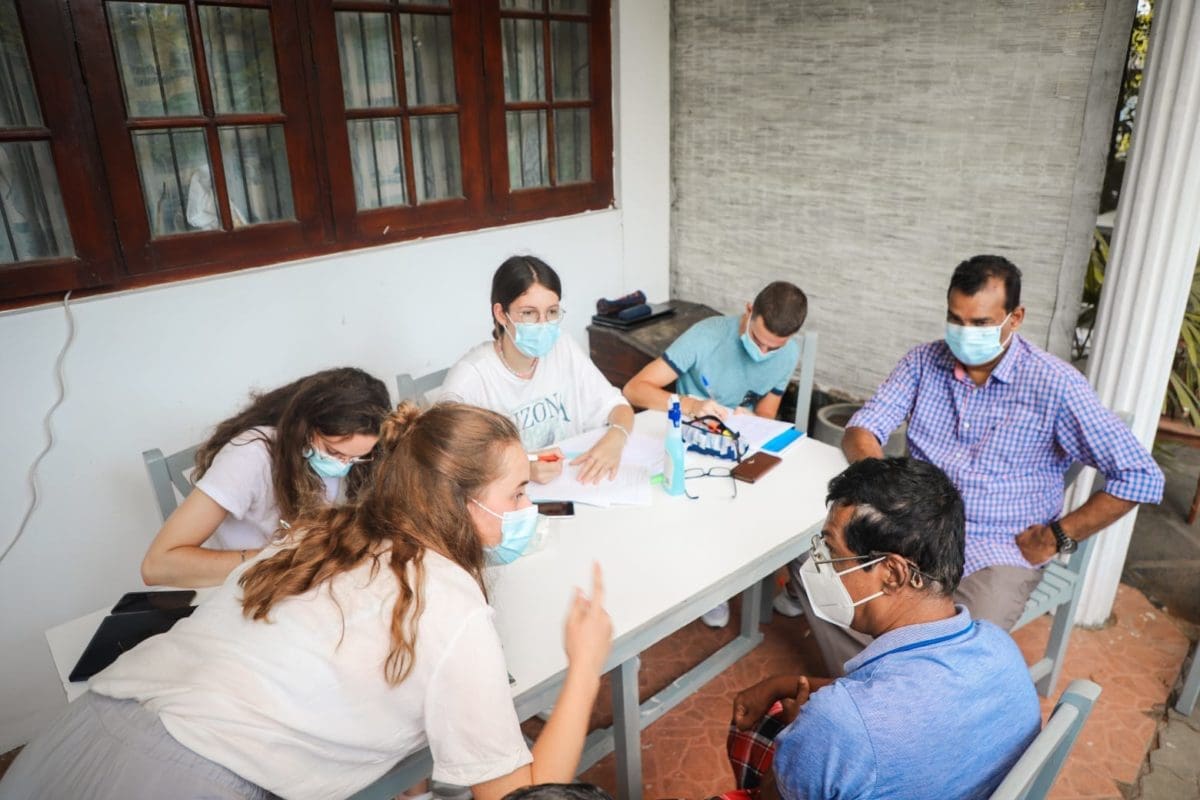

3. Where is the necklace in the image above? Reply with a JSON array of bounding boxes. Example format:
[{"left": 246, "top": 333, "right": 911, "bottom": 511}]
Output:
[{"left": 495, "top": 340, "right": 537, "bottom": 379}]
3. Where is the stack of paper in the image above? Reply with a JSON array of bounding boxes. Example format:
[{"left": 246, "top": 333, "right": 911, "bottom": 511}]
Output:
[
  {"left": 525, "top": 427, "right": 661, "bottom": 507},
  {"left": 550, "top": 428, "right": 665, "bottom": 473},
  {"left": 528, "top": 463, "right": 652, "bottom": 508},
  {"left": 723, "top": 414, "right": 797, "bottom": 453}
]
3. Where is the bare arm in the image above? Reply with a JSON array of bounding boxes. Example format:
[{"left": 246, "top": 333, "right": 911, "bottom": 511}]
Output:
[
  {"left": 140, "top": 490, "right": 258, "bottom": 587},
  {"left": 842, "top": 426, "right": 885, "bottom": 463},
  {"left": 471, "top": 565, "right": 612, "bottom": 800},
  {"left": 623, "top": 358, "right": 730, "bottom": 418},
  {"left": 1016, "top": 491, "right": 1138, "bottom": 564},
  {"left": 623, "top": 357, "right": 683, "bottom": 411},
  {"left": 753, "top": 392, "right": 783, "bottom": 420}
]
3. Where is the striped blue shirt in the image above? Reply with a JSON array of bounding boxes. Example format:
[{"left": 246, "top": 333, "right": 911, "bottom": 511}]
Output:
[
  {"left": 773, "top": 607, "right": 1040, "bottom": 800},
  {"left": 849, "top": 335, "right": 1163, "bottom": 575}
]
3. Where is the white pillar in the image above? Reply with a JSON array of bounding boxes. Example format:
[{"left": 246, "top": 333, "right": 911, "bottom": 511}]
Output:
[{"left": 1075, "top": 0, "right": 1200, "bottom": 626}]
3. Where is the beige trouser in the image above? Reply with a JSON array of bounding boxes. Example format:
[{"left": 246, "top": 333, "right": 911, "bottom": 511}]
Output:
[{"left": 788, "top": 558, "right": 1044, "bottom": 678}]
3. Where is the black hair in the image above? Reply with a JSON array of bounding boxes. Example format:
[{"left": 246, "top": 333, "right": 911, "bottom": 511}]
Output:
[
  {"left": 501, "top": 785, "right": 614, "bottom": 800},
  {"left": 825, "top": 457, "right": 965, "bottom": 594},
  {"left": 948, "top": 254, "right": 1022, "bottom": 313},
  {"left": 491, "top": 255, "right": 563, "bottom": 340},
  {"left": 751, "top": 281, "right": 808, "bottom": 337}
]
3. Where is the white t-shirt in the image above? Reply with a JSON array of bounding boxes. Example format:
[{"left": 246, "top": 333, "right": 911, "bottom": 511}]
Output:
[
  {"left": 193, "top": 427, "right": 339, "bottom": 550},
  {"left": 438, "top": 334, "right": 629, "bottom": 450},
  {"left": 90, "top": 550, "right": 532, "bottom": 799}
]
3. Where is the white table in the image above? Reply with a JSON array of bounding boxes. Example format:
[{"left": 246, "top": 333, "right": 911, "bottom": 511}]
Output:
[{"left": 45, "top": 412, "right": 847, "bottom": 800}]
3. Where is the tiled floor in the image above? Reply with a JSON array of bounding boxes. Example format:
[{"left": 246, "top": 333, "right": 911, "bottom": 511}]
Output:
[{"left": 563, "top": 583, "right": 1191, "bottom": 800}]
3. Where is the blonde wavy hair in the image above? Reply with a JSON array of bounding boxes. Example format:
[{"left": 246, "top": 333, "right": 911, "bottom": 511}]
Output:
[{"left": 238, "top": 402, "right": 521, "bottom": 685}]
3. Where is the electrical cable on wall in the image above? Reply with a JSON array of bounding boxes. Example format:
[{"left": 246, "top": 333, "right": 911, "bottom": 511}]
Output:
[{"left": 0, "top": 291, "right": 75, "bottom": 565}]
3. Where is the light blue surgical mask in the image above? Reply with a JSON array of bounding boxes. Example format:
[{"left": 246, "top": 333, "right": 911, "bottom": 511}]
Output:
[
  {"left": 304, "top": 447, "right": 353, "bottom": 479},
  {"left": 740, "top": 324, "right": 778, "bottom": 363},
  {"left": 945, "top": 313, "right": 1012, "bottom": 367},
  {"left": 507, "top": 316, "right": 561, "bottom": 358},
  {"left": 473, "top": 499, "right": 540, "bottom": 565}
]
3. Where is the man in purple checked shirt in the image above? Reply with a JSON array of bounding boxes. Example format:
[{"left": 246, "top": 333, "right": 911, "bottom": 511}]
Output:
[{"left": 786, "top": 254, "right": 1164, "bottom": 677}]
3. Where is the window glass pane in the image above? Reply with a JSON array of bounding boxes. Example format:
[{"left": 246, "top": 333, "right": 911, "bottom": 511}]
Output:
[
  {"left": 550, "top": 21, "right": 588, "bottom": 100},
  {"left": 549, "top": 0, "right": 588, "bottom": 12},
  {"left": 199, "top": 6, "right": 281, "bottom": 114},
  {"left": 0, "top": 0, "right": 42, "bottom": 128},
  {"left": 347, "top": 118, "right": 408, "bottom": 209},
  {"left": 399, "top": 14, "right": 456, "bottom": 107},
  {"left": 501, "top": 19, "right": 544, "bottom": 102},
  {"left": 506, "top": 110, "right": 547, "bottom": 189},
  {"left": 0, "top": 142, "right": 74, "bottom": 263},
  {"left": 131, "top": 128, "right": 218, "bottom": 236},
  {"left": 218, "top": 125, "right": 294, "bottom": 227},
  {"left": 411, "top": 114, "right": 461, "bottom": 203},
  {"left": 108, "top": 3, "right": 201, "bottom": 118},
  {"left": 500, "top": 0, "right": 545, "bottom": 9},
  {"left": 554, "top": 108, "right": 589, "bottom": 184},
  {"left": 335, "top": 12, "right": 397, "bottom": 109}
]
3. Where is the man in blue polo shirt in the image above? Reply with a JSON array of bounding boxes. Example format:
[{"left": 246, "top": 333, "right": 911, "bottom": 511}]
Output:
[
  {"left": 724, "top": 458, "right": 1040, "bottom": 800},
  {"left": 623, "top": 281, "right": 808, "bottom": 421}
]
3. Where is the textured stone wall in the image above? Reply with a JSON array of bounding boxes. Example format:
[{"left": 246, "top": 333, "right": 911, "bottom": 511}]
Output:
[{"left": 671, "top": 0, "right": 1133, "bottom": 398}]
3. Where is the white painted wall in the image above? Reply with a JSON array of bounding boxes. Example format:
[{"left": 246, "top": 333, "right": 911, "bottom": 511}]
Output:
[
  {"left": 0, "top": 0, "right": 670, "bottom": 753},
  {"left": 614, "top": 0, "right": 671, "bottom": 302}
]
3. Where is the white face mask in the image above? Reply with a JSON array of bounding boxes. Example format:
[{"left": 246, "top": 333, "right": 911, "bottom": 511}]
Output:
[{"left": 799, "top": 534, "right": 885, "bottom": 629}]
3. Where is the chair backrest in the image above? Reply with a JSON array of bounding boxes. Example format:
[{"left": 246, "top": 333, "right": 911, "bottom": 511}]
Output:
[
  {"left": 793, "top": 330, "right": 818, "bottom": 433},
  {"left": 988, "top": 679, "right": 1102, "bottom": 800},
  {"left": 142, "top": 444, "right": 200, "bottom": 521},
  {"left": 396, "top": 367, "right": 449, "bottom": 406}
]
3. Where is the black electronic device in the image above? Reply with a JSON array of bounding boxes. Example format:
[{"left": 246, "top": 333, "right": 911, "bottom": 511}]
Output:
[
  {"left": 537, "top": 501, "right": 576, "bottom": 517},
  {"left": 69, "top": 606, "right": 196, "bottom": 682},
  {"left": 111, "top": 590, "right": 196, "bottom": 615}
]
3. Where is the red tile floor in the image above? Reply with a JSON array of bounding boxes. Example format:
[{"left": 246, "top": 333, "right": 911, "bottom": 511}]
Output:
[{"left": 531, "top": 582, "right": 1193, "bottom": 800}]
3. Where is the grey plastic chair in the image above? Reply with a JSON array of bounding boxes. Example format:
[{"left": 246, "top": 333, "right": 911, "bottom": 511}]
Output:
[
  {"left": 395, "top": 367, "right": 449, "bottom": 406},
  {"left": 1176, "top": 643, "right": 1199, "bottom": 716},
  {"left": 792, "top": 330, "right": 818, "bottom": 434},
  {"left": 142, "top": 444, "right": 200, "bottom": 521},
  {"left": 1011, "top": 410, "right": 1132, "bottom": 698},
  {"left": 988, "top": 679, "right": 1102, "bottom": 800}
]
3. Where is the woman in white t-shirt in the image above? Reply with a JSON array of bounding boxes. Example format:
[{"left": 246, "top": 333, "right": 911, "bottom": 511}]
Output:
[
  {"left": 439, "top": 255, "right": 635, "bottom": 485},
  {"left": 140, "top": 367, "right": 391, "bottom": 588},
  {"left": 1, "top": 403, "right": 612, "bottom": 800}
]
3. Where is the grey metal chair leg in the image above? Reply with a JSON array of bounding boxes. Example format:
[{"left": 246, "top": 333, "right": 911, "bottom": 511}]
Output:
[
  {"left": 1176, "top": 644, "right": 1200, "bottom": 716},
  {"left": 612, "top": 657, "right": 643, "bottom": 800}
]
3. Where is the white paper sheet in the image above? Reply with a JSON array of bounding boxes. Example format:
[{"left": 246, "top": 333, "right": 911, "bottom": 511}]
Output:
[
  {"left": 527, "top": 462, "right": 653, "bottom": 507},
  {"left": 723, "top": 414, "right": 797, "bottom": 453},
  {"left": 549, "top": 428, "right": 665, "bottom": 473}
]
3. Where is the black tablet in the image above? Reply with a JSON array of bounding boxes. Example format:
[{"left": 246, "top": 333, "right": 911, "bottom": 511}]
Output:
[
  {"left": 69, "top": 606, "right": 196, "bottom": 682},
  {"left": 111, "top": 590, "right": 196, "bottom": 615}
]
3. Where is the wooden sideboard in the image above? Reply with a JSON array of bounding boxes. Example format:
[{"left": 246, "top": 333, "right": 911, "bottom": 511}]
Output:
[{"left": 586, "top": 300, "right": 719, "bottom": 390}]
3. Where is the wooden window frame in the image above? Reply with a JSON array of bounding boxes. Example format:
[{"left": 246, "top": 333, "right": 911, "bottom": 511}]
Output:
[
  {"left": 0, "top": 0, "right": 119, "bottom": 301},
  {"left": 72, "top": 0, "right": 326, "bottom": 276},
  {"left": 482, "top": 1, "right": 612, "bottom": 219},
  {"left": 2, "top": 0, "right": 613, "bottom": 307}
]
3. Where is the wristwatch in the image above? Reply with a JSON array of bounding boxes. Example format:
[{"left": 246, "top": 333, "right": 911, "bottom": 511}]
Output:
[{"left": 1049, "top": 520, "right": 1077, "bottom": 554}]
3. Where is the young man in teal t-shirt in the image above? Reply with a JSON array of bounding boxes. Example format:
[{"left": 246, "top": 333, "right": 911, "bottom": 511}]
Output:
[
  {"left": 624, "top": 281, "right": 808, "bottom": 628},
  {"left": 624, "top": 281, "right": 808, "bottom": 420}
]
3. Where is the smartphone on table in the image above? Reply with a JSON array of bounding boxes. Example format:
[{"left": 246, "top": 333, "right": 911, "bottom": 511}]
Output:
[{"left": 536, "top": 501, "right": 576, "bottom": 517}]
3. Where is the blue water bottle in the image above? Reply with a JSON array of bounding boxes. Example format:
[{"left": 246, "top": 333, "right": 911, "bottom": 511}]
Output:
[{"left": 663, "top": 394, "right": 686, "bottom": 496}]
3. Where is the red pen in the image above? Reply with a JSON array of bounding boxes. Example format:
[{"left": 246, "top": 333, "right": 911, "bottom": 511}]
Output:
[{"left": 528, "top": 452, "right": 561, "bottom": 462}]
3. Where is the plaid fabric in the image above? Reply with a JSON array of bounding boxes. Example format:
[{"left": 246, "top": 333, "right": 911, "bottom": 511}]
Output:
[
  {"left": 850, "top": 335, "right": 1163, "bottom": 576},
  {"left": 709, "top": 701, "right": 788, "bottom": 800}
]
